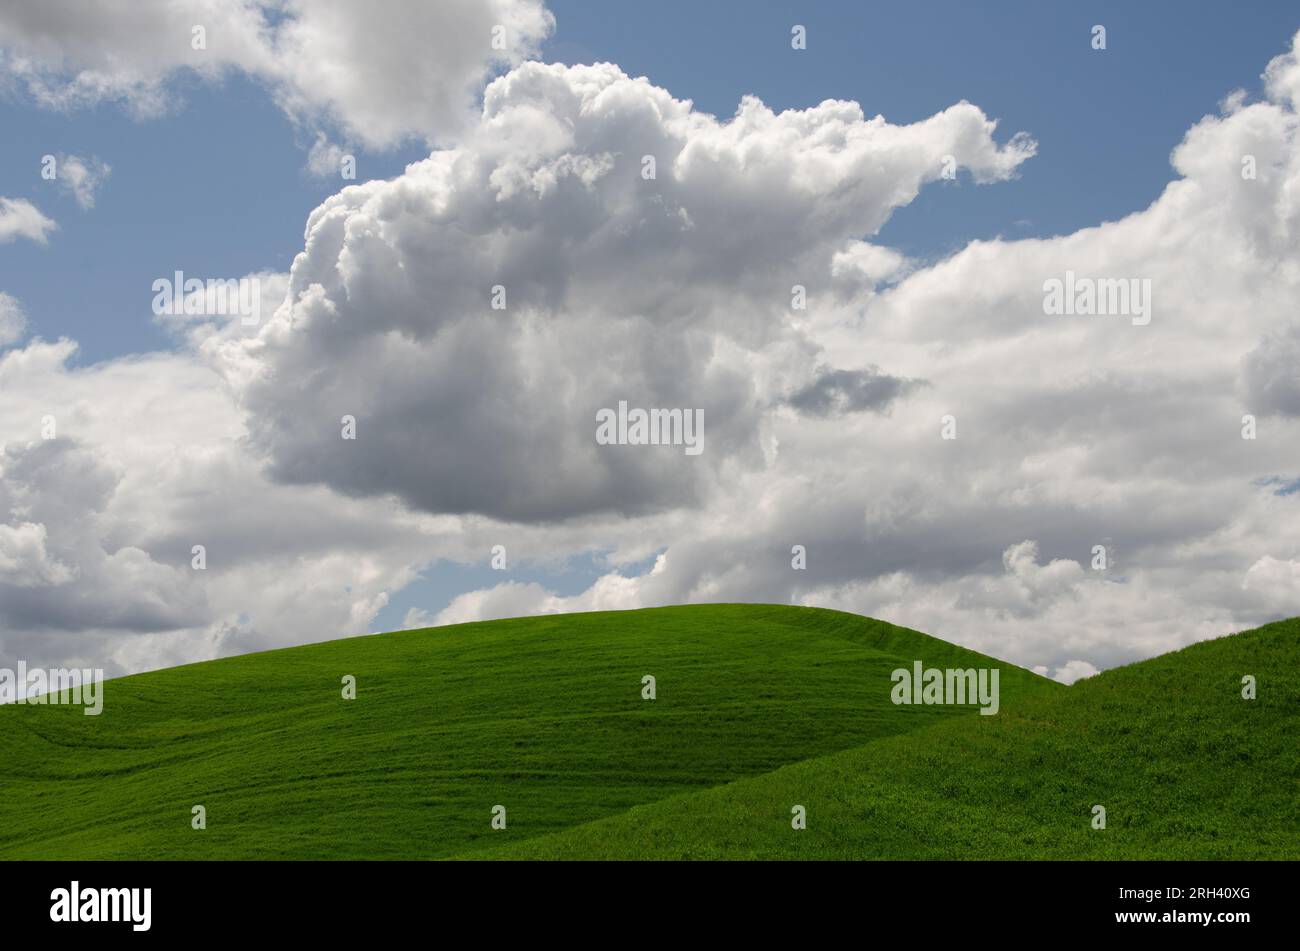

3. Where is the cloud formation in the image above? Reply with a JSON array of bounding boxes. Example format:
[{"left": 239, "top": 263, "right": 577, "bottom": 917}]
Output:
[
  {"left": 0, "top": 293, "right": 26, "bottom": 345},
  {"left": 0, "top": 197, "right": 56, "bottom": 244},
  {"left": 52, "top": 154, "right": 111, "bottom": 209},
  {"left": 420, "top": 33, "right": 1300, "bottom": 674},
  {"left": 2, "top": 16, "right": 1300, "bottom": 688},
  {"left": 0, "top": 0, "right": 554, "bottom": 148},
  {"left": 207, "top": 61, "right": 1032, "bottom": 521},
  {"left": 0, "top": 339, "right": 449, "bottom": 677}
]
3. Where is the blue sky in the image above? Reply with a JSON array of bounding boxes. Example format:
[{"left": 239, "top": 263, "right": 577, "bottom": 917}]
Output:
[
  {"left": 3, "top": 1, "right": 1297, "bottom": 364},
  {"left": 2, "top": 1, "right": 1299, "bottom": 664}
]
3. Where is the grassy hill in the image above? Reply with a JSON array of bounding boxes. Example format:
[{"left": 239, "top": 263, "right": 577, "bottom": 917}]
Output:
[
  {"left": 0, "top": 605, "right": 1052, "bottom": 859},
  {"left": 0, "top": 604, "right": 1293, "bottom": 859},
  {"left": 484, "top": 617, "right": 1300, "bottom": 860}
]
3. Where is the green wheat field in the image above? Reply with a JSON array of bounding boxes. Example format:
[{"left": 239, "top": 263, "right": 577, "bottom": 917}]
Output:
[{"left": 0, "top": 604, "right": 1295, "bottom": 859}]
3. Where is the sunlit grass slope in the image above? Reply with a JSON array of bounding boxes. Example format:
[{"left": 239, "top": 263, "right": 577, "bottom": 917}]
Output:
[
  {"left": 484, "top": 618, "right": 1300, "bottom": 859},
  {"left": 0, "top": 604, "right": 1053, "bottom": 859}
]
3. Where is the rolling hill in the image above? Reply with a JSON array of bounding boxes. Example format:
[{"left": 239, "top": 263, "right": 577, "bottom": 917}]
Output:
[{"left": 0, "top": 604, "right": 1293, "bottom": 859}]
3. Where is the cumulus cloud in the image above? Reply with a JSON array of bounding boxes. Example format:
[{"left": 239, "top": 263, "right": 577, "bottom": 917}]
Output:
[
  {"left": 0, "top": 520, "right": 75, "bottom": 587},
  {"left": 0, "top": 437, "right": 199, "bottom": 633},
  {"left": 0, "top": 338, "right": 454, "bottom": 677},
  {"left": 1031, "top": 659, "right": 1099, "bottom": 685},
  {"left": 205, "top": 61, "right": 1032, "bottom": 522},
  {"left": 0, "top": 0, "right": 554, "bottom": 148},
  {"left": 416, "top": 33, "right": 1300, "bottom": 675},
  {"left": 1242, "top": 554, "right": 1300, "bottom": 615},
  {"left": 1051, "top": 660, "right": 1100, "bottom": 685},
  {"left": 831, "top": 241, "right": 914, "bottom": 291},
  {"left": 0, "top": 197, "right": 56, "bottom": 244},
  {"left": 433, "top": 566, "right": 651, "bottom": 626}
]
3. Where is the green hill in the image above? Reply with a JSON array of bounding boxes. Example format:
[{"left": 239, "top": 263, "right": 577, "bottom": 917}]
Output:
[
  {"left": 485, "top": 617, "right": 1300, "bottom": 860},
  {"left": 0, "top": 604, "right": 1293, "bottom": 859}
]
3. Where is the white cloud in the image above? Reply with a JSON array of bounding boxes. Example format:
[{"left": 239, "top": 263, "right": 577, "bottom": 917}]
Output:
[
  {"left": 305, "top": 134, "right": 349, "bottom": 179},
  {"left": 0, "top": 338, "right": 450, "bottom": 677},
  {"left": 0, "top": 197, "right": 56, "bottom": 244},
  {"left": 1242, "top": 555, "right": 1300, "bottom": 614},
  {"left": 410, "top": 33, "right": 1300, "bottom": 677},
  {"left": 0, "top": 520, "right": 75, "bottom": 586},
  {"left": 53, "top": 154, "right": 110, "bottom": 208},
  {"left": 831, "top": 241, "right": 915, "bottom": 292},
  {"left": 267, "top": 0, "right": 555, "bottom": 148},
  {"left": 205, "top": 61, "right": 1033, "bottom": 522},
  {"left": 400, "top": 606, "right": 438, "bottom": 629},
  {"left": 4, "top": 29, "right": 1300, "bottom": 688},
  {"left": 0, "top": 0, "right": 554, "bottom": 148},
  {"left": 0, "top": 293, "right": 26, "bottom": 345},
  {"left": 1050, "top": 660, "right": 1100, "bottom": 685},
  {"left": 433, "top": 568, "right": 650, "bottom": 626}
]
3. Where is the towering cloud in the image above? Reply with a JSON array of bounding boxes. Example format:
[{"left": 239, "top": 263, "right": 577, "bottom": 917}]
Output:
[
  {"left": 425, "top": 34, "right": 1300, "bottom": 674},
  {"left": 208, "top": 61, "right": 1033, "bottom": 521}
]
